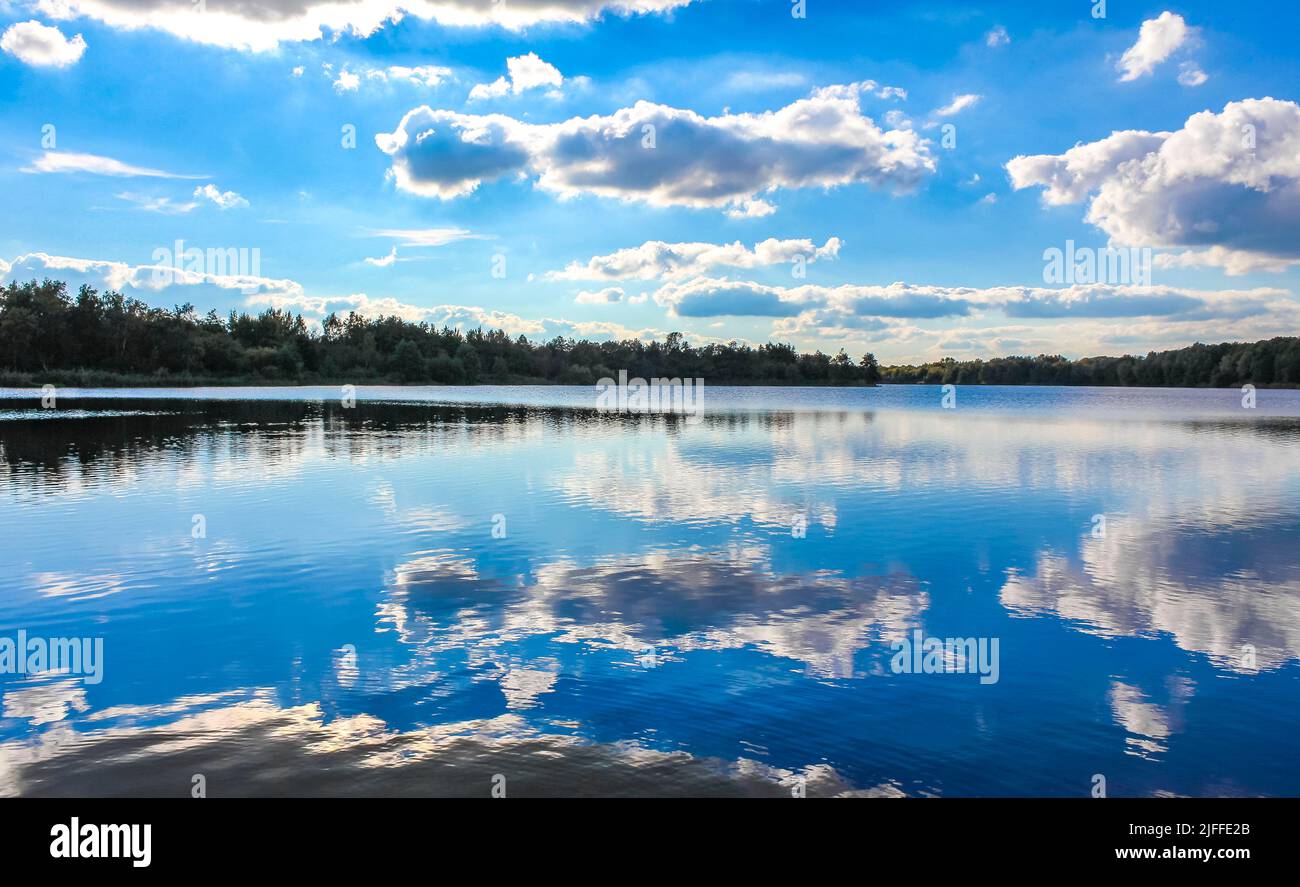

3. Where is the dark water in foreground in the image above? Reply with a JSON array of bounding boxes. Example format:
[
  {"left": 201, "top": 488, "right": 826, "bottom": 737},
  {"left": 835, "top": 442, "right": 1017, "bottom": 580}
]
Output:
[{"left": 1, "top": 385, "right": 1299, "bottom": 797}]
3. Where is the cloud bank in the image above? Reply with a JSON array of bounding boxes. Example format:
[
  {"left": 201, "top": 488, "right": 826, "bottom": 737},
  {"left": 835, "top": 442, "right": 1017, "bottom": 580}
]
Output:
[
  {"left": 35, "top": 0, "right": 696, "bottom": 51},
  {"left": 375, "top": 83, "right": 936, "bottom": 213},
  {"left": 548, "top": 237, "right": 841, "bottom": 281},
  {"left": 650, "top": 277, "right": 1290, "bottom": 326},
  {"left": 1007, "top": 99, "right": 1300, "bottom": 273}
]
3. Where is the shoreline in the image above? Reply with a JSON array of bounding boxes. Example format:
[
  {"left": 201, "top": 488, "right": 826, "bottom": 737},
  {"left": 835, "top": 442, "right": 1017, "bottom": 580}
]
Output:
[{"left": 1, "top": 373, "right": 1297, "bottom": 392}]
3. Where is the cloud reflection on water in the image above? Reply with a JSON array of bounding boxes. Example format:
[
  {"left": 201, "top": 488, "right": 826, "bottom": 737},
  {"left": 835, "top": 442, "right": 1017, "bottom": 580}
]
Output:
[{"left": 2, "top": 392, "right": 1299, "bottom": 795}]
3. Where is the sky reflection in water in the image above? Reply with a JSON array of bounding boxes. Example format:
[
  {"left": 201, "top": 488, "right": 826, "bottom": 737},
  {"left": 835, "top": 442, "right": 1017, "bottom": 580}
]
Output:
[{"left": 1, "top": 386, "right": 1299, "bottom": 797}]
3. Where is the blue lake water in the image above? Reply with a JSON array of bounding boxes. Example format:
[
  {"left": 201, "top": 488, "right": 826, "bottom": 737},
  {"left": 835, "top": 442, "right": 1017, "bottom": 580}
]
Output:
[{"left": 1, "top": 384, "right": 1299, "bottom": 797}]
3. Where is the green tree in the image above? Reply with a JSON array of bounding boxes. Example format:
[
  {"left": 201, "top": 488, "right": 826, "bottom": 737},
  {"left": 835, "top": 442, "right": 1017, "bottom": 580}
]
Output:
[
  {"left": 392, "top": 340, "right": 425, "bottom": 383},
  {"left": 455, "top": 343, "right": 480, "bottom": 383},
  {"left": 859, "top": 352, "right": 881, "bottom": 384}
]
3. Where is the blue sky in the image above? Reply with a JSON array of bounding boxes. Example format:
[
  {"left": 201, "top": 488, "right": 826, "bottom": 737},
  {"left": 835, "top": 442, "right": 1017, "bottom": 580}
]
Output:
[{"left": 1, "top": 0, "right": 1298, "bottom": 362}]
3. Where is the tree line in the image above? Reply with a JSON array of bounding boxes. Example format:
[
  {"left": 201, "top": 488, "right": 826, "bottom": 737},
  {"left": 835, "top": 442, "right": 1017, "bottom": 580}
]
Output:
[
  {"left": 1, "top": 278, "right": 1297, "bottom": 388},
  {"left": 0, "top": 279, "right": 881, "bottom": 386},
  {"left": 881, "top": 338, "right": 1300, "bottom": 387}
]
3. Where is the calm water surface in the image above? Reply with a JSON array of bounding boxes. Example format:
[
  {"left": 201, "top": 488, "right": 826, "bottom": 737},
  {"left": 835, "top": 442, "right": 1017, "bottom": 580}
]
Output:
[{"left": 2, "top": 385, "right": 1299, "bottom": 796}]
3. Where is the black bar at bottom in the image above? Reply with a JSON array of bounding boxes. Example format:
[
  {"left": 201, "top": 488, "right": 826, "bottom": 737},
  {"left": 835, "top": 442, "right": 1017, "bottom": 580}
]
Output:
[{"left": 0, "top": 798, "right": 1284, "bottom": 871}]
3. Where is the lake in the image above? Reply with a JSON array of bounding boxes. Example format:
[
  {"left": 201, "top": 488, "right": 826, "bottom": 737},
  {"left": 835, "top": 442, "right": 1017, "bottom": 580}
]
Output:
[{"left": 2, "top": 384, "right": 1299, "bottom": 797}]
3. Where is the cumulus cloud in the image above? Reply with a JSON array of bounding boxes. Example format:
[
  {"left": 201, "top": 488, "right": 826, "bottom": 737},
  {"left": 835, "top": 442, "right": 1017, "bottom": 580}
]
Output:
[
  {"left": 376, "top": 83, "right": 936, "bottom": 213},
  {"left": 469, "top": 53, "right": 563, "bottom": 100},
  {"left": 651, "top": 277, "right": 1290, "bottom": 326},
  {"left": 2, "top": 251, "right": 303, "bottom": 300},
  {"left": 194, "top": 184, "right": 248, "bottom": 209},
  {"left": 33, "top": 0, "right": 696, "bottom": 52},
  {"left": 1008, "top": 98, "right": 1300, "bottom": 273},
  {"left": 653, "top": 278, "right": 817, "bottom": 317},
  {"left": 806, "top": 309, "right": 1300, "bottom": 359},
  {"left": 1, "top": 20, "right": 86, "bottom": 67},
  {"left": 1154, "top": 246, "right": 1295, "bottom": 275},
  {"left": 1006, "top": 130, "right": 1169, "bottom": 205},
  {"left": 725, "top": 198, "right": 777, "bottom": 219},
  {"left": 333, "top": 69, "right": 360, "bottom": 92},
  {"left": 654, "top": 279, "right": 985, "bottom": 319},
  {"left": 996, "top": 284, "right": 1285, "bottom": 320},
  {"left": 22, "top": 150, "right": 203, "bottom": 178},
  {"left": 574, "top": 286, "right": 626, "bottom": 304},
  {"left": 985, "top": 25, "right": 1009, "bottom": 48},
  {"left": 548, "top": 236, "right": 841, "bottom": 282},
  {"left": 1117, "top": 11, "right": 1193, "bottom": 81}
]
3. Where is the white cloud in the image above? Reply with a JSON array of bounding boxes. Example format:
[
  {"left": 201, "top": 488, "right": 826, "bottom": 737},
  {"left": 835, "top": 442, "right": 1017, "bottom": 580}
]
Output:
[
  {"left": 1008, "top": 98, "right": 1300, "bottom": 273},
  {"left": 725, "top": 198, "right": 777, "bottom": 219},
  {"left": 333, "top": 69, "right": 360, "bottom": 92},
  {"left": 2, "top": 251, "right": 303, "bottom": 299},
  {"left": 467, "top": 77, "right": 511, "bottom": 101},
  {"left": 337, "top": 63, "right": 453, "bottom": 89},
  {"left": 34, "top": 0, "right": 694, "bottom": 52},
  {"left": 985, "top": 25, "right": 1009, "bottom": 48},
  {"left": 1, "top": 20, "right": 86, "bottom": 68},
  {"left": 510, "top": 56, "right": 562, "bottom": 93},
  {"left": 1177, "top": 62, "right": 1208, "bottom": 87},
  {"left": 883, "top": 109, "right": 912, "bottom": 129},
  {"left": 838, "top": 310, "right": 1300, "bottom": 361},
  {"left": 366, "top": 227, "right": 486, "bottom": 247},
  {"left": 376, "top": 83, "right": 935, "bottom": 213},
  {"left": 114, "top": 185, "right": 246, "bottom": 212},
  {"left": 364, "top": 246, "right": 398, "bottom": 267},
  {"left": 193, "top": 184, "right": 249, "bottom": 209},
  {"left": 548, "top": 237, "right": 841, "bottom": 282},
  {"left": 1154, "top": 246, "right": 1296, "bottom": 276},
  {"left": 291, "top": 65, "right": 304, "bottom": 77},
  {"left": 1117, "top": 11, "right": 1192, "bottom": 82},
  {"left": 22, "top": 150, "right": 203, "bottom": 179},
  {"left": 382, "top": 65, "right": 453, "bottom": 87},
  {"left": 115, "top": 192, "right": 199, "bottom": 214},
  {"left": 650, "top": 276, "right": 1290, "bottom": 326},
  {"left": 932, "top": 93, "right": 982, "bottom": 117},
  {"left": 1006, "top": 130, "right": 1169, "bottom": 205},
  {"left": 468, "top": 52, "right": 563, "bottom": 101},
  {"left": 574, "top": 286, "right": 626, "bottom": 304}
]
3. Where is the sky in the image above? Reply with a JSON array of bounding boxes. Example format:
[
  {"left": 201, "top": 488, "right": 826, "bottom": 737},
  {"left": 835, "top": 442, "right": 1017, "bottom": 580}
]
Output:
[{"left": 1, "top": 0, "right": 1298, "bottom": 364}]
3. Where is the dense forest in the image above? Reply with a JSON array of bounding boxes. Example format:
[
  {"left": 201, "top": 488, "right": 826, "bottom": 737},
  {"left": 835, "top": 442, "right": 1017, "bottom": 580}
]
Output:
[
  {"left": 2, "top": 278, "right": 1298, "bottom": 388},
  {"left": 880, "top": 337, "right": 1300, "bottom": 387}
]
